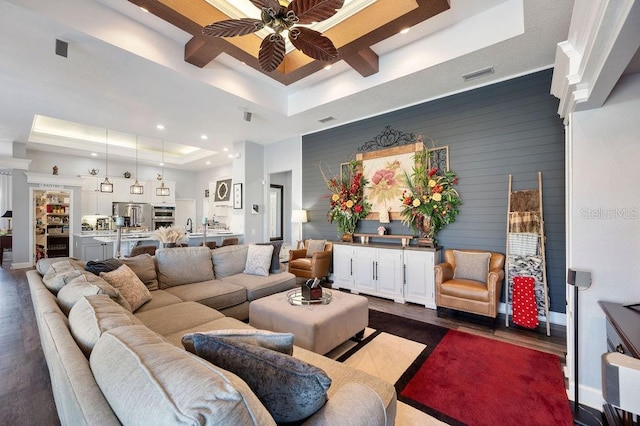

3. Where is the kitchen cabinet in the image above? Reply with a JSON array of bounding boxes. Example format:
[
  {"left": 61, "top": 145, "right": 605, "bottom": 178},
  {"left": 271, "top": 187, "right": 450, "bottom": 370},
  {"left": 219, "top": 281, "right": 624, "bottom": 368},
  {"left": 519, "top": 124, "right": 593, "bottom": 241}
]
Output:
[
  {"left": 81, "top": 177, "right": 113, "bottom": 216},
  {"left": 333, "top": 243, "right": 440, "bottom": 307},
  {"left": 404, "top": 248, "right": 441, "bottom": 308},
  {"left": 74, "top": 236, "right": 113, "bottom": 261}
]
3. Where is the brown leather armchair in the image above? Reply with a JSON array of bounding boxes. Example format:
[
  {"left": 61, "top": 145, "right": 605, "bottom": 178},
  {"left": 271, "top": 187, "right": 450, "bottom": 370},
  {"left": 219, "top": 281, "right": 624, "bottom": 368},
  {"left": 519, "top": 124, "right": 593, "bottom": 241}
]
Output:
[
  {"left": 288, "top": 240, "right": 333, "bottom": 280},
  {"left": 435, "top": 249, "right": 505, "bottom": 320}
]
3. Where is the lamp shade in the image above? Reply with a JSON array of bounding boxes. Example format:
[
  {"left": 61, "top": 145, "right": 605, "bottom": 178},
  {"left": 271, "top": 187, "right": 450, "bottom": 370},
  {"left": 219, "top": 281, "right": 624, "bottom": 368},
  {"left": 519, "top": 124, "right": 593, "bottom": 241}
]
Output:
[
  {"left": 1, "top": 210, "right": 11, "bottom": 218},
  {"left": 291, "top": 209, "right": 308, "bottom": 223}
]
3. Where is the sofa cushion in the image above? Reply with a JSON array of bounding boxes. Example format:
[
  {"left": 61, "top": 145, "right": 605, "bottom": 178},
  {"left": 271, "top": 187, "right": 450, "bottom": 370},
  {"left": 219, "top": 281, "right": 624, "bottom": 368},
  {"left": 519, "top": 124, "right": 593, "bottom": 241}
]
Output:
[
  {"left": 57, "top": 273, "right": 123, "bottom": 315},
  {"left": 133, "top": 301, "right": 225, "bottom": 336},
  {"left": 243, "top": 244, "right": 274, "bottom": 277},
  {"left": 120, "top": 253, "right": 158, "bottom": 291},
  {"left": 256, "top": 241, "right": 283, "bottom": 273},
  {"left": 156, "top": 246, "right": 214, "bottom": 288},
  {"left": 42, "top": 260, "right": 86, "bottom": 294},
  {"left": 185, "top": 333, "right": 331, "bottom": 424},
  {"left": 69, "top": 295, "right": 142, "bottom": 357},
  {"left": 306, "top": 239, "right": 326, "bottom": 258},
  {"left": 90, "top": 325, "right": 275, "bottom": 426},
  {"left": 133, "top": 290, "right": 183, "bottom": 313},
  {"left": 211, "top": 244, "right": 249, "bottom": 278},
  {"left": 221, "top": 272, "right": 296, "bottom": 301},
  {"left": 36, "top": 257, "right": 83, "bottom": 277},
  {"left": 453, "top": 250, "right": 491, "bottom": 282},
  {"left": 182, "top": 329, "right": 294, "bottom": 355},
  {"left": 100, "top": 265, "right": 152, "bottom": 312},
  {"left": 164, "top": 280, "right": 246, "bottom": 310},
  {"left": 84, "top": 258, "right": 123, "bottom": 276}
]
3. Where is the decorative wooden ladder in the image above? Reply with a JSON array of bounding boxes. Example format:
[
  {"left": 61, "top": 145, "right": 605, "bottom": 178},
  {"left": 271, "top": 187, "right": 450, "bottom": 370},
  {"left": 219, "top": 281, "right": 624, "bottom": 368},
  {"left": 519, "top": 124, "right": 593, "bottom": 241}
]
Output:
[{"left": 504, "top": 172, "right": 551, "bottom": 336}]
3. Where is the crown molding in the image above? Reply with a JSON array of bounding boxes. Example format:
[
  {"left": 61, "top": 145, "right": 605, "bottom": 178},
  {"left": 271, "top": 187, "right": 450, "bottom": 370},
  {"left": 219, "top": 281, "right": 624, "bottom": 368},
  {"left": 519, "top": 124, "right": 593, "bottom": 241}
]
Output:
[{"left": 0, "top": 156, "right": 31, "bottom": 171}]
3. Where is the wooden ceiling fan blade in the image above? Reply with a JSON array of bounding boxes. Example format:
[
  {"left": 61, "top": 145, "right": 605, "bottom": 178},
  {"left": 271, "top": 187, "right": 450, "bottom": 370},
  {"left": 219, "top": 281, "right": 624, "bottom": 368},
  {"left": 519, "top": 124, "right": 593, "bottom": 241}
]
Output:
[
  {"left": 289, "top": 27, "right": 338, "bottom": 61},
  {"left": 203, "top": 19, "right": 264, "bottom": 37},
  {"left": 259, "top": 34, "right": 286, "bottom": 72},
  {"left": 289, "top": 0, "right": 345, "bottom": 25}
]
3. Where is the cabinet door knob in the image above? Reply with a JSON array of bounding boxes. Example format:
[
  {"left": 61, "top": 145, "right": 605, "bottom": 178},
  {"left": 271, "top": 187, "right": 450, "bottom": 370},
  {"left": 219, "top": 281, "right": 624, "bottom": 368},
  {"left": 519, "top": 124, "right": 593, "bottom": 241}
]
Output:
[{"left": 616, "top": 344, "right": 625, "bottom": 354}]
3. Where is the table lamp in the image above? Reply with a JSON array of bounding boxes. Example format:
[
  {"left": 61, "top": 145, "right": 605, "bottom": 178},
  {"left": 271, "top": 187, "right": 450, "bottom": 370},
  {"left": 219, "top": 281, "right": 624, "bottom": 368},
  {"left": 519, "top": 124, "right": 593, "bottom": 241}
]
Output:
[
  {"left": 2, "top": 210, "right": 12, "bottom": 232},
  {"left": 291, "top": 209, "right": 308, "bottom": 249}
]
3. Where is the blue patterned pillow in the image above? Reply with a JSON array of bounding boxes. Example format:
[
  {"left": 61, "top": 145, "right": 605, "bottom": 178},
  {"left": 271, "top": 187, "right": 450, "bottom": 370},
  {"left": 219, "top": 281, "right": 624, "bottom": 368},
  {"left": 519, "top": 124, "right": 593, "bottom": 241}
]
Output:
[{"left": 185, "top": 333, "right": 331, "bottom": 423}]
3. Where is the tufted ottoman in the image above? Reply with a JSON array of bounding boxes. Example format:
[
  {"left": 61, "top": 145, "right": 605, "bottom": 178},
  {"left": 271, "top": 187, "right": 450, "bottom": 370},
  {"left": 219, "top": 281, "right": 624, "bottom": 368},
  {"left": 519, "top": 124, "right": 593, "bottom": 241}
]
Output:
[{"left": 249, "top": 289, "right": 368, "bottom": 355}]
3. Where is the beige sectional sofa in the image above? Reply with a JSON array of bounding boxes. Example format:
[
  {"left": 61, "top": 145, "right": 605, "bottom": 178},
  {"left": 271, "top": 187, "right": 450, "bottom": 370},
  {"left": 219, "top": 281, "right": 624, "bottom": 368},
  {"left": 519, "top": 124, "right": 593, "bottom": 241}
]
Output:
[{"left": 28, "top": 245, "right": 397, "bottom": 425}]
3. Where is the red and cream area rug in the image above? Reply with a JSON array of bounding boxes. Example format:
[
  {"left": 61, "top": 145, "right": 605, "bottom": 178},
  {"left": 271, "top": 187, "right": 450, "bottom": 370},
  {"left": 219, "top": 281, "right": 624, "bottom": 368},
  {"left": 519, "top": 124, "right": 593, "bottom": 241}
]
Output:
[{"left": 329, "top": 310, "right": 573, "bottom": 426}]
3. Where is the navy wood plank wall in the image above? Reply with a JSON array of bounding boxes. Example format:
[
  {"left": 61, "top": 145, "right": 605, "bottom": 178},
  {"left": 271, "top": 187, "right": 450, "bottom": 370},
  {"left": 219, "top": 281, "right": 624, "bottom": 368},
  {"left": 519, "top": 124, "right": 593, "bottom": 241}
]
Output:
[{"left": 301, "top": 69, "right": 566, "bottom": 313}]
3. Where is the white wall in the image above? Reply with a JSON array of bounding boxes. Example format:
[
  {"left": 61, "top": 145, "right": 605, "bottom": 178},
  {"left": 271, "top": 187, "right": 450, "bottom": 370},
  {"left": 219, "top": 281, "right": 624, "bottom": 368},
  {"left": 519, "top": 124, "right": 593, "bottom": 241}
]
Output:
[
  {"left": 264, "top": 136, "right": 302, "bottom": 246},
  {"left": 568, "top": 72, "right": 640, "bottom": 408}
]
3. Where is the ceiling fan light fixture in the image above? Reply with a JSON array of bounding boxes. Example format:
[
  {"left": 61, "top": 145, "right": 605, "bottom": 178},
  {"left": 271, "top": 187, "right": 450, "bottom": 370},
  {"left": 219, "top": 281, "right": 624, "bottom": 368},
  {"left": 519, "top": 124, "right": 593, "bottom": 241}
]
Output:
[{"left": 203, "top": 0, "right": 345, "bottom": 72}]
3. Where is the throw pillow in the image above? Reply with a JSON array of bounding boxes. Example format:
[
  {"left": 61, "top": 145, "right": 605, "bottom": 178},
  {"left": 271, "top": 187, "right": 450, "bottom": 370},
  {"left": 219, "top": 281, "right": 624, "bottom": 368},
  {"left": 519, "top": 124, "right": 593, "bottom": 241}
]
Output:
[
  {"left": 100, "top": 264, "right": 152, "bottom": 312},
  {"left": 243, "top": 244, "right": 274, "bottom": 277},
  {"left": 256, "top": 240, "right": 283, "bottom": 273},
  {"left": 57, "top": 273, "right": 123, "bottom": 315},
  {"left": 42, "top": 260, "right": 86, "bottom": 294},
  {"left": 185, "top": 333, "right": 331, "bottom": 424},
  {"left": 85, "top": 258, "right": 123, "bottom": 276},
  {"left": 120, "top": 253, "right": 159, "bottom": 291},
  {"left": 453, "top": 250, "right": 492, "bottom": 282},
  {"left": 182, "top": 329, "right": 294, "bottom": 355},
  {"left": 42, "top": 269, "right": 83, "bottom": 295},
  {"left": 69, "top": 295, "right": 142, "bottom": 357},
  {"left": 306, "top": 239, "right": 326, "bottom": 258}
]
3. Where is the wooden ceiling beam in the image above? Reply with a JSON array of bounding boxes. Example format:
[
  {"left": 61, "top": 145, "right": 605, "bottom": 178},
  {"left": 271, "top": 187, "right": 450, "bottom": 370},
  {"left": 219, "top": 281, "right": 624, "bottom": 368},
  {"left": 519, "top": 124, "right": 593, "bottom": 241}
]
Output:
[
  {"left": 342, "top": 47, "right": 379, "bottom": 77},
  {"left": 128, "top": 0, "right": 450, "bottom": 85}
]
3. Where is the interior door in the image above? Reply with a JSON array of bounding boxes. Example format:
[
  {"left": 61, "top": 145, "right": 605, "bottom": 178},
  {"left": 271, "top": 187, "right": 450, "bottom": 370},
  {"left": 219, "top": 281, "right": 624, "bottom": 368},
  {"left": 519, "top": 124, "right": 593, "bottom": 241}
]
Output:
[{"left": 269, "top": 184, "right": 283, "bottom": 241}]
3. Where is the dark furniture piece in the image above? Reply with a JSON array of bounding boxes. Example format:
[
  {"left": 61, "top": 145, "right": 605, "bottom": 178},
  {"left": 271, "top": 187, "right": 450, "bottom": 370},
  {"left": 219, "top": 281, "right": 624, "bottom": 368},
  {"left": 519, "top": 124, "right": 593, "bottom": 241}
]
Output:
[
  {"left": 0, "top": 234, "right": 11, "bottom": 267},
  {"left": 599, "top": 301, "right": 640, "bottom": 425}
]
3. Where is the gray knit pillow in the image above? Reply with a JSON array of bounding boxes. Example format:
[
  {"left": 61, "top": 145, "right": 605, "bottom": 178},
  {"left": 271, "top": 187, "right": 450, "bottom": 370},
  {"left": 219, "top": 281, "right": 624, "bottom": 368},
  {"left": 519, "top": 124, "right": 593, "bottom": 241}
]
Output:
[
  {"left": 182, "top": 329, "right": 294, "bottom": 355},
  {"left": 185, "top": 333, "right": 331, "bottom": 424},
  {"left": 453, "top": 250, "right": 491, "bottom": 282}
]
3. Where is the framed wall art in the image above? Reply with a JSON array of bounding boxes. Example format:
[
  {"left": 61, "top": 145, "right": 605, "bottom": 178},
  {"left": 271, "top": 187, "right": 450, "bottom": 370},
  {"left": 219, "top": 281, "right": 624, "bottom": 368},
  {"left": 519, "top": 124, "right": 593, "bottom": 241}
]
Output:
[
  {"left": 233, "top": 183, "right": 243, "bottom": 209},
  {"left": 214, "top": 179, "right": 232, "bottom": 202},
  {"left": 356, "top": 142, "right": 424, "bottom": 221},
  {"left": 428, "top": 146, "right": 450, "bottom": 172}
]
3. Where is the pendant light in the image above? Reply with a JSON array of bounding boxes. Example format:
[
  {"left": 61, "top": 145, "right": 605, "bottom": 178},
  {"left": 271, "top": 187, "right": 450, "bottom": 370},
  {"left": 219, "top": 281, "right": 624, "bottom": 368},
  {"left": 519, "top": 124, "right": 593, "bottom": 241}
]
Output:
[
  {"left": 100, "top": 129, "right": 113, "bottom": 193},
  {"left": 156, "top": 140, "right": 170, "bottom": 197},
  {"left": 130, "top": 136, "right": 144, "bottom": 194}
]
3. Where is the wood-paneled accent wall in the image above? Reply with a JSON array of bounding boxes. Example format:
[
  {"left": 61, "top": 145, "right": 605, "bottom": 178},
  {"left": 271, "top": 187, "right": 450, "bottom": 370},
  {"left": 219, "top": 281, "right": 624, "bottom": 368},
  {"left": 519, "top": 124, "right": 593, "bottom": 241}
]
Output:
[{"left": 302, "top": 69, "right": 566, "bottom": 313}]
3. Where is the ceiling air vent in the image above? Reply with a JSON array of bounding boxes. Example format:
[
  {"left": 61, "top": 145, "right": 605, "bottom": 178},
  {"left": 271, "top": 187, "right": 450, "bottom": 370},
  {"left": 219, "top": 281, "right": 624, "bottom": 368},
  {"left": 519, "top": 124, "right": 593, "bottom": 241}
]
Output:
[
  {"left": 318, "top": 116, "right": 335, "bottom": 123},
  {"left": 462, "top": 66, "right": 494, "bottom": 81}
]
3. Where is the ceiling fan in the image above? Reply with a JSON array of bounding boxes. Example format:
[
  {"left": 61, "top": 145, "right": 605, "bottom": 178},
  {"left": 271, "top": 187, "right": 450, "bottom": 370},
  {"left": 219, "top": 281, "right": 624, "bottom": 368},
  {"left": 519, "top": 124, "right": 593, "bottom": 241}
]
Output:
[{"left": 203, "top": 0, "right": 345, "bottom": 72}]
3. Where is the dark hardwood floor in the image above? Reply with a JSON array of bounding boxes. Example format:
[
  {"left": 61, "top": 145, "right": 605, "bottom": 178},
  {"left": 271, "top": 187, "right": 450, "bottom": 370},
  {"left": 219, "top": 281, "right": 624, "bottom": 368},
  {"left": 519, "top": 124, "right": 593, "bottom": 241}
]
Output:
[{"left": 1, "top": 261, "right": 567, "bottom": 426}]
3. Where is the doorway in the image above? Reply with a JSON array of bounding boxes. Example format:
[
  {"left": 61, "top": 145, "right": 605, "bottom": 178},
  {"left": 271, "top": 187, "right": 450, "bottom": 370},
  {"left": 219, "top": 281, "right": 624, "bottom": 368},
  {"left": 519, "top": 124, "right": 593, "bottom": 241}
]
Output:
[
  {"left": 269, "top": 184, "right": 283, "bottom": 241},
  {"left": 34, "top": 189, "right": 71, "bottom": 262}
]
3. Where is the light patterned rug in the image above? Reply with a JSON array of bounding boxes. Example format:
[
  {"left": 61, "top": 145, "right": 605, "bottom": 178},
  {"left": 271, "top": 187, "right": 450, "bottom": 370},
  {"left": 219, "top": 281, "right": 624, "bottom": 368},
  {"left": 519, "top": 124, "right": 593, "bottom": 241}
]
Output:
[{"left": 327, "top": 310, "right": 572, "bottom": 426}]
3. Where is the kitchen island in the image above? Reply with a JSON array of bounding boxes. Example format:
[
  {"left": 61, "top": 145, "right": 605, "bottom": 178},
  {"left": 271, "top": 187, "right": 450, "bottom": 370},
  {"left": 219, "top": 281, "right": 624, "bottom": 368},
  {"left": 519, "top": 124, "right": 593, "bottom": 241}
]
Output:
[{"left": 74, "top": 230, "right": 244, "bottom": 260}]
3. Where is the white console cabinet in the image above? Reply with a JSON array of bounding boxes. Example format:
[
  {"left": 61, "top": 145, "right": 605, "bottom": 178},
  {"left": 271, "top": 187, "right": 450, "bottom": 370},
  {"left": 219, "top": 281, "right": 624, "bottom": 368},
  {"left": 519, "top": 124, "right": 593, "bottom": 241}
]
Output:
[
  {"left": 333, "top": 242, "right": 440, "bottom": 308},
  {"left": 403, "top": 248, "right": 441, "bottom": 308}
]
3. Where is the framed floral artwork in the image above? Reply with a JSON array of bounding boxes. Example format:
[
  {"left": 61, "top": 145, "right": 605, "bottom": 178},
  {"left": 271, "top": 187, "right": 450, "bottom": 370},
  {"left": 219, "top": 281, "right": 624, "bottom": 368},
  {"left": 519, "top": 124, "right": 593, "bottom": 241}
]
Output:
[{"left": 356, "top": 142, "right": 424, "bottom": 221}]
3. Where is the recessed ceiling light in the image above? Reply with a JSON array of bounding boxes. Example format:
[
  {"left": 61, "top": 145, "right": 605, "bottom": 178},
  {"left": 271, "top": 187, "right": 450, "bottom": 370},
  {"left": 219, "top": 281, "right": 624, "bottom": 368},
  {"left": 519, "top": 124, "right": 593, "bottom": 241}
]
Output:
[
  {"left": 90, "top": 152, "right": 98, "bottom": 157},
  {"left": 201, "top": 134, "right": 208, "bottom": 140},
  {"left": 156, "top": 124, "right": 165, "bottom": 130},
  {"left": 140, "top": 7, "right": 149, "bottom": 13},
  {"left": 228, "top": 154, "right": 233, "bottom": 159},
  {"left": 206, "top": 161, "right": 211, "bottom": 165},
  {"left": 159, "top": 162, "right": 164, "bottom": 167},
  {"left": 223, "top": 147, "right": 229, "bottom": 152},
  {"left": 400, "top": 28, "right": 410, "bottom": 34},
  {"left": 324, "top": 65, "right": 332, "bottom": 70}
]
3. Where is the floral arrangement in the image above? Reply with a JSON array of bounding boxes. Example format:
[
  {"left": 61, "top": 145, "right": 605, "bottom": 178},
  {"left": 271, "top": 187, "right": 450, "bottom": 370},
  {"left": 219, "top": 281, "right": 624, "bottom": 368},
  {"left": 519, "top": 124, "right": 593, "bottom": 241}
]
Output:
[
  {"left": 400, "top": 150, "right": 461, "bottom": 243},
  {"left": 151, "top": 225, "right": 187, "bottom": 245},
  {"left": 322, "top": 160, "right": 372, "bottom": 236}
]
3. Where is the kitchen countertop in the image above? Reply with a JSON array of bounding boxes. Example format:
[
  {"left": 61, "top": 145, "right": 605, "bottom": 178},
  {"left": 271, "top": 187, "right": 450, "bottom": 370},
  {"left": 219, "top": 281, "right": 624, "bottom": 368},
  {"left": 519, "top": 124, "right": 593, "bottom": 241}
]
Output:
[{"left": 91, "top": 231, "right": 243, "bottom": 243}]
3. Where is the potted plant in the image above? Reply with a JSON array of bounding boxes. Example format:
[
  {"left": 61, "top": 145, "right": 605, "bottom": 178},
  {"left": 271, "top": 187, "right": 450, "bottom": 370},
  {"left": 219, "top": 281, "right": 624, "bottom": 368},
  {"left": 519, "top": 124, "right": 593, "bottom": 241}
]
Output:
[
  {"left": 322, "top": 160, "right": 371, "bottom": 240},
  {"left": 399, "top": 150, "right": 461, "bottom": 245}
]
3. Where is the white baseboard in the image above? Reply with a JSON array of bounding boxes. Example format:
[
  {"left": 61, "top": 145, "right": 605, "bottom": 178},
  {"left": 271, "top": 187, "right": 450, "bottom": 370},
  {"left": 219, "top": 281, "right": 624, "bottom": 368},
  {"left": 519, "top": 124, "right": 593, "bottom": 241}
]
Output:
[{"left": 11, "top": 262, "right": 32, "bottom": 269}]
